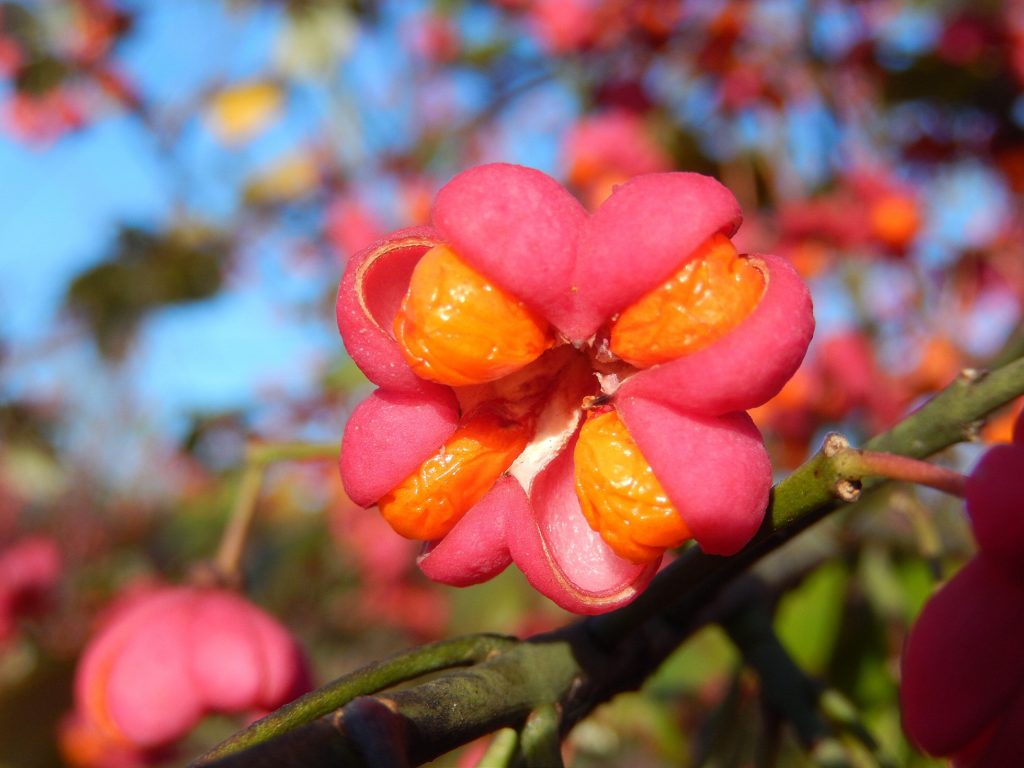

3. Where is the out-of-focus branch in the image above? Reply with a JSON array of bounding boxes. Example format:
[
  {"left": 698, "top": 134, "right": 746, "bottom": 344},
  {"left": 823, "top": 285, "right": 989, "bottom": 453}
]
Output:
[
  {"left": 721, "top": 587, "right": 895, "bottom": 768},
  {"left": 192, "top": 355, "right": 1024, "bottom": 768}
]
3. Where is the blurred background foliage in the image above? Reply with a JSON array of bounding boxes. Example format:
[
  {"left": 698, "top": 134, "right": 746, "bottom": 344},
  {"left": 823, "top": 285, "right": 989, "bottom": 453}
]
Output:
[{"left": 1, "top": 0, "right": 1022, "bottom": 765}]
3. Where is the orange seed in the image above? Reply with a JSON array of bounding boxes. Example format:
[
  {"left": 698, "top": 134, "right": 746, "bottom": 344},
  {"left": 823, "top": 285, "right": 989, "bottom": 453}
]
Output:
[
  {"left": 393, "top": 244, "right": 553, "bottom": 387},
  {"left": 573, "top": 410, "right": 690, "bottom": 564},
  {"left": 378, "top": 409, "right": 531, "bottom": 540},
  {"left": 609, "top": 234, "right": 765, "bottom": 368}
]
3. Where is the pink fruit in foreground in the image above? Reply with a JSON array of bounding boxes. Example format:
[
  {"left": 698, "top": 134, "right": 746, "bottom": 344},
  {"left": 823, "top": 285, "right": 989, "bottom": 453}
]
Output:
[{"left": 337, "top": 163, "right": 814, "bottom": 614}]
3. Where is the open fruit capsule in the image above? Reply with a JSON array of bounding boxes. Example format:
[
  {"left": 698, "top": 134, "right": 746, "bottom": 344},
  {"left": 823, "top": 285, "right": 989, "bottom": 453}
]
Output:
[
  {"left": 379, "top": 232, "right": 765, "bottom": 557},
  {"left": 338, "top": 165, "right": 815, "bottom": 614}
]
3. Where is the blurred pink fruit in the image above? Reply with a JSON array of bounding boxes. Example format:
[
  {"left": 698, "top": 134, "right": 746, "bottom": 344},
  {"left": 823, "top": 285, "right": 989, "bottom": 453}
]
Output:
[{"left": 69, "top": 585, "right": 309, "bottom": 753}]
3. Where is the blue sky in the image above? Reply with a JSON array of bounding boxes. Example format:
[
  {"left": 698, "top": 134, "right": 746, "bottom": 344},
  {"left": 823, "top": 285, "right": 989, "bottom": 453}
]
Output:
[{"left": 0, "top": 1, "right": 334, "bottom": 434}]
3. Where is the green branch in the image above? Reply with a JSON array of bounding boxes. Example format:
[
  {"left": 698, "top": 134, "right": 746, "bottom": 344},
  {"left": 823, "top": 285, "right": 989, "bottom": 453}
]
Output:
[
  {"left": 192, "top": 355, "right": 1024, "bottom": 768},
  {"left": 199, "top": 634, "right": 517, "bottom": 761}
]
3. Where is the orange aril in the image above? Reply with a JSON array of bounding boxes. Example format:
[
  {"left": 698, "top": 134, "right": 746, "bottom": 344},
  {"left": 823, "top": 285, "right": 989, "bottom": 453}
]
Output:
[
  {"left": 378, "top": 408, "right": 532, "bottom": 540},
  {"left": 573, "top": 410, "right": 690, "bottom": 563},
  {"left": 609, "top": 234, "right": 765, "bottom": 368},
  {"left": 393, "top": 244, "right": 553, "bottom": 387}
]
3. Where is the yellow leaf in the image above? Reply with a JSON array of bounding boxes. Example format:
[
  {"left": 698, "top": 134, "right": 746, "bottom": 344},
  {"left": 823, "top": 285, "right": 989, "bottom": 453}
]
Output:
[
  {"left": 207, "top": 81, "right": 283, "bottom": 143},
  {"left": 244, "top": 153, "right": 320, "bottom": 204}
]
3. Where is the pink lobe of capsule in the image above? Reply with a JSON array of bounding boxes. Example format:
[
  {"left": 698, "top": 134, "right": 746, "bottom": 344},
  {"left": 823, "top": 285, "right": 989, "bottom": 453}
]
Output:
[
  {"left": 340, "top": 386, "right": 460, "bottom": 508},
  {"left": 432, "top": 163, "right": 588, "bottom": 337},
  {"left": 74, "top": 586, "right": 309, "bottom": 750},
  {"left": 417, "top": 475, "right": 517, "bottom": 587},
  {"left": 571, "top": 172, "right": 743, "bottom": 340},
  {"left": 619, "top": 254, "right": 814, "bottom": 414},
  {"left": 617, "top": 397, "right": 771, "bottom": 556},
  {"left": 506, "top": 438, "right": 659, "bottom": 614},
  {"left": 966, "top": 442, "right": 1024, "bottom": 575},
  {"left": 336, "top": 226, "right": 445, "bottom": 393}
]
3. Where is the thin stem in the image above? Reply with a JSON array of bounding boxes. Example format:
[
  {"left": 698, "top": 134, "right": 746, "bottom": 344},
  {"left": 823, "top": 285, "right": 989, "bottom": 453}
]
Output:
[
  {"left": 211, "top": 441, "right": 338, "bottom": 585},
  {"left": 247, "top": 441, "right": 339, "bottom": 464},
  {"left": 519, "top": 705, "right": 563, "bottom": 768},
  {"left": 213, "top": 463, "right": 265, "bottom": 585},
  {"left": 831, "top": 449, "right": 967, "bottom": 497},
  {"left": 475, "top": 729, "right": 518, "bottom": 768}
]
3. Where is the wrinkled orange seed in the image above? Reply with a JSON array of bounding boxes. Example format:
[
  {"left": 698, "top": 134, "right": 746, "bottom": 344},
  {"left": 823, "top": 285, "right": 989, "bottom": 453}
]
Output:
[
  {"left": 610, "top": 234, "right": 765, "bottom": 368},
  {"left": 378, "top": 409, "right": 532, "bottom": 541},
  {"left": 393, "top": 244, "right": 553, "bottom": 387},
  {"left": 573, "top": 410, "right": 691, "bottom": 564}
]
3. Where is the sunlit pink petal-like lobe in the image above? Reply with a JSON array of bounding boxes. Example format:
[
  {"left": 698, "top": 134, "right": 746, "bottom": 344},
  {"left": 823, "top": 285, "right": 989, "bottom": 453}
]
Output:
[
  {"left": 967, "top": 444, "right": 1024, "bottom": 572},
  {"left": 418, "top": 475, "right": 517, "bottom": 586},
  {"left": 618, "top": 397, "right": 771, "bottom": 555},
  {"left": 340, "top": 387, "right": 459, "bottom": 507},
  {"left": 336, "top": 226, "right": 445, "bottom": 393},
  {"left": 572, "top": 173, "right": 743, "bottom": 340},
  {"left": 620, "top": 254, "right": 814, "bottom": 414},
  {"left": 432, "top": 163, "right": 587, "bottom": 336},
  {"left": 900, "top": 557, "right": 1024, "bottom": 756},
  {"left": 78, "top": 589, "right": 201, "bottom": 747},
  {"left": 189, "top": 590, "right": 308, "bottom": 713},
  {"left": 506, "top": 439, "right": 659, "bottom": 614}
]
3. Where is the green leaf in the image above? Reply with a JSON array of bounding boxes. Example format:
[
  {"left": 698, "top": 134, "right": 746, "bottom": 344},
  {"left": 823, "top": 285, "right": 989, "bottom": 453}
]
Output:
[
  {"left": 64, "top": 226, "right": 224, "bottom": 358},
  {"left": 774, "top": 561, "right": 848, "bottom": 675}
]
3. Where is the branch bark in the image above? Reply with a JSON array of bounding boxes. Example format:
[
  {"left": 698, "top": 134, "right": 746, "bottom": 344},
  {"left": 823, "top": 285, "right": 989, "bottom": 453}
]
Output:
[{"left": 192, "top": 355, "right": 1024, "bottom": 768}]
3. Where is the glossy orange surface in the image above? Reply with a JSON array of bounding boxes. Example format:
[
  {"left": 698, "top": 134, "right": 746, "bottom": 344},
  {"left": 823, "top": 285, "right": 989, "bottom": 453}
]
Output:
[
  {"left": 573, "top": 410, "right": 691, "bottom": 563},
  {"left": 393, "top": 244, "right": 553, "bottom": 386},
  {"left": 610, "top": 234, "right": 764, "bottom": 368},
  {"left": 378, "top": 409, "right": 531, "bottom": 540}
]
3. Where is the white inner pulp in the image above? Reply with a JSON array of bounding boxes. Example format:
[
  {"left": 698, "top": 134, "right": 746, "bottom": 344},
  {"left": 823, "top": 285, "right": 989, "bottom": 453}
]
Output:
[{"left": 449, "top": 342, "right": 638, "bottom": 498}]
